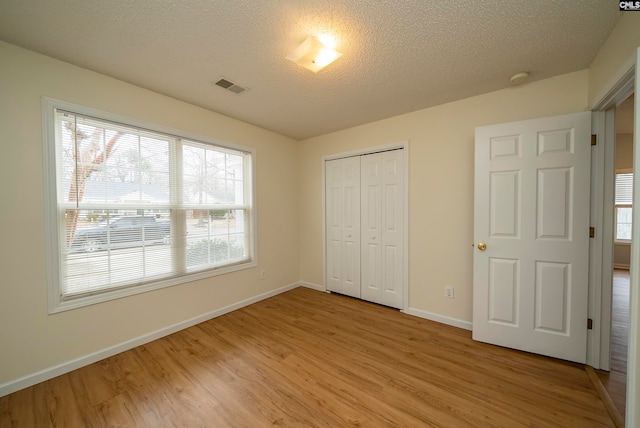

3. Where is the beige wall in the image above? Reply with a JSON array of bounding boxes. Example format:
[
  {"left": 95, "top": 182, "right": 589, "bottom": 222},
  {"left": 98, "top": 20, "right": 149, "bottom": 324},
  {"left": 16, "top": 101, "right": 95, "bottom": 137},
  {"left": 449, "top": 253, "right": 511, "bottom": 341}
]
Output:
[
  {"left": 1, "top": 9, "right": 638, "bottom": 403},
  {"left": 589, "top": 13, "right": 640, "bottom": 107},
  {"left": 616, "top": 133, "right": 634, "bottom": 170},
  {"left": 614, "top": 133, "right": 633, "bottom": 268},
  {"left": 298, "top": 70, "right": 589, "bottom": 322},
  {"left": 0, "top": 41, "right": 300, "bottom": 386}
]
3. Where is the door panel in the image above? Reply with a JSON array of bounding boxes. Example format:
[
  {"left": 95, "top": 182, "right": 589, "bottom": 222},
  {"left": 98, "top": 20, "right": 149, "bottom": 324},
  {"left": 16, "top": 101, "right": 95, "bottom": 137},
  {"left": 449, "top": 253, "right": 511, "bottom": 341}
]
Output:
[
  {"left": 488, "top": 258, "right": 518, "bottom": 325},
  {"left": 537, "top": 168, "right": 571, "bottom": 239},
  {"left": 326, "top": 161, "right": 342, "bottom": 292},
  {"left": 534, "top": 261, "right": 569, "bottom": 333},
  {"left": 381, "top": 152, "right": 403, "bottom": 308},
  {"left": 473, "top": 111, "right": 590, "bottom": 363},
  {"left": 342, "top": 160, "right": 361, "bottom": 297},
  {"left": 361, "top": 150, "right": 404, "bottom": 308},
  {"left": 325, "top": 157, "right": 360, "bottom": 297},
  {"left": 361, "top": 154, "right": 382, "bottom": 302},
  {"left": 490, "top": 171, "right": 520, "bottom": 237}
]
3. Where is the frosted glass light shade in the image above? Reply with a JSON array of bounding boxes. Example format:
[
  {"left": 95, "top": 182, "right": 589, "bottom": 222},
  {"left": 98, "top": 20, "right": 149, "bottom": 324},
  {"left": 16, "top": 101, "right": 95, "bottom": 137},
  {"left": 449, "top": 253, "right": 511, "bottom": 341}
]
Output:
[{"left": 286, "top": 36, "right": 342, "bottom": 73}]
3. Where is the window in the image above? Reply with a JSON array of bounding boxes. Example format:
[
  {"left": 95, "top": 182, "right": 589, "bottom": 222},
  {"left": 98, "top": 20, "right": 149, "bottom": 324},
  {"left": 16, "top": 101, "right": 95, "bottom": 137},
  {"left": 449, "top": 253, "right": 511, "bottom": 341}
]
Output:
[
  {"left": 615, "top": 171, "right": 633, "bottom": 242},
  {"left": 43, "top": 99, "right": 256, "bottom": 312}
]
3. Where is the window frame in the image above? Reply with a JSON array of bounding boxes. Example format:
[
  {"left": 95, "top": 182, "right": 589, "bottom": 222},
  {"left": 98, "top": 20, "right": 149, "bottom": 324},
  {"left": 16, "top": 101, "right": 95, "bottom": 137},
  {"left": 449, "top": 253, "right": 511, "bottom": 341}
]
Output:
[
  {"left": 42, "top": 97, "right": 257, "bottom": 313},
  {"left": 614, "top": 169, "right": 633, "bottom": 244},
  {"left": 615, "top": 205, "right": 633, "bottom": 243}
]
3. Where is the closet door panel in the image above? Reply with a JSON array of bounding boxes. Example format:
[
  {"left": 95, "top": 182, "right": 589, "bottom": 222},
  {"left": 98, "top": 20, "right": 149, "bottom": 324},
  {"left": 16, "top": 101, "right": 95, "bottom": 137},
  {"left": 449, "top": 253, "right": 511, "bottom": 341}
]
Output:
[
  {"left": 325, "top": 160, "right": 343, "bottom": 292},
  {"left": 380, "top": 152, "right": 404, "bottom": 308},
  {"left": 325, "top": 157, "right": 360, "bottom": 297},
  {"left": 360, "top": 150, "right": 404, "bottom": 308},
  {"left": 326, "top": 149, "right": 403, "bottom": 307},
  {"left": 341, "top": 158, "right": 361, "bottom": 297},
  {"left": 361, "top": 153, "right": 383, "bottom": 302}
]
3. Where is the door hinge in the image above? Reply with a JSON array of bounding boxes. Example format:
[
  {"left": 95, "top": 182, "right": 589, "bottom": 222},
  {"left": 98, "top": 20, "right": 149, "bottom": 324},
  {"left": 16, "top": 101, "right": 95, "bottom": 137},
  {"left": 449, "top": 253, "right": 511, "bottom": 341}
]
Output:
[
  {"left": 587, "top": 318, "right": 593, "bottom": 330},
  {"left": 589, "top": 227, "right": 595, "bottom": 238},
  {"left": 591, "top": 134, "right": 597, "bottom": 146}
]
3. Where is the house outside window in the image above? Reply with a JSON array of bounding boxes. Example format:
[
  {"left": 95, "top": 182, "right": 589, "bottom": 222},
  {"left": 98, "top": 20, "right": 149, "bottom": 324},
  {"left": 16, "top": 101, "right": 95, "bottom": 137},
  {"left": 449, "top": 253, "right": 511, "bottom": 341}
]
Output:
[{"left": 43, "top": 98, "right": 256, "bottom": 312}]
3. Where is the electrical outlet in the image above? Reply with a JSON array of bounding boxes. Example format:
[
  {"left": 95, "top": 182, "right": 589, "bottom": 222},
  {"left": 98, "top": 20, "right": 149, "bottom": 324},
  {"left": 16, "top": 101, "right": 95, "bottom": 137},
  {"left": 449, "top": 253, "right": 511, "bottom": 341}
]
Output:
[
  {"left": 445, "top": 285, "right": 454, "bottom": 299},
  {"left": 260, "top": 270, "right": 267, "bottom": 280}
]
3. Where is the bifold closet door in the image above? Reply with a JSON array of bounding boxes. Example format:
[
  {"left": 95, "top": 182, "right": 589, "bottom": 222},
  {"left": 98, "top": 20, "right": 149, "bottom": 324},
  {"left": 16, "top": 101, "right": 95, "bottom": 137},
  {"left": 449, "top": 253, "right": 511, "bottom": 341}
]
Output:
[
  {"left": 325, "top": 156, "right": 361, "bottom": 298},
  {"left": 360, "top": 150, "right": 404, "bottom": 309}
]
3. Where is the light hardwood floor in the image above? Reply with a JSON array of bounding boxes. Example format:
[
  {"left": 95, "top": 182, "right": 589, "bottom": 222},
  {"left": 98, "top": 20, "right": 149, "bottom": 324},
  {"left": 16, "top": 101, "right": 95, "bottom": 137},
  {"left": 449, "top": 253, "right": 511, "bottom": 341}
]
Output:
[
  {"left": 1, "top": 287, "right": 614, "bottom": 427},
  {"left": 597, "top": 269, "right": 630, "bottom": 421}
]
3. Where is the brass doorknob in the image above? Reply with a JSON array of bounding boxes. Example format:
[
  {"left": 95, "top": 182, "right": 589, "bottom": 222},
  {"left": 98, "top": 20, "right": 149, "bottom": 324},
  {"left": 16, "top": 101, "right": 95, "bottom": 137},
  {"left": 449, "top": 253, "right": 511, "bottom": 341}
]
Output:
[{"left": 477, "top": 242, "right": 487, "bottom": 251}]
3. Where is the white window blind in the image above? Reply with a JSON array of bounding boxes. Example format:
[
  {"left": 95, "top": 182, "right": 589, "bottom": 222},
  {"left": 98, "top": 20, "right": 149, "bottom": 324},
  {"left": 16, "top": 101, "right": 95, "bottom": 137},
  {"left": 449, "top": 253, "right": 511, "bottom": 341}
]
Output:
[
  {"left": 44, "top": 100, "right": 255, "bottom": 311},
  {"left": 615, "top": 173, "right": 633, "bottom": 205}
]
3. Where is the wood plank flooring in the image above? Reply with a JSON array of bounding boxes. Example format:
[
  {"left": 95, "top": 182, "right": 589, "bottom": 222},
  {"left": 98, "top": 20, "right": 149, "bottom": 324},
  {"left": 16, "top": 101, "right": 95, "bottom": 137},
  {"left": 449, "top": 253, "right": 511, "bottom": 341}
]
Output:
[
  {"left": 597, "top": 269, "right": 630, "bottom": 420},
  {"left": 1, "top": 287, "right": 615, "bottom": 427}
]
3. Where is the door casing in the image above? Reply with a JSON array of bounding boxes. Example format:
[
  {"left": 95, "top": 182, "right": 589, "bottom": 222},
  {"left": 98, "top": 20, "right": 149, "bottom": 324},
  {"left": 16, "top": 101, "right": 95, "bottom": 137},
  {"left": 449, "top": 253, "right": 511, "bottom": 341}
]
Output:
[{"left": 589, "top": 65, "right": 635, "bottom": 371}]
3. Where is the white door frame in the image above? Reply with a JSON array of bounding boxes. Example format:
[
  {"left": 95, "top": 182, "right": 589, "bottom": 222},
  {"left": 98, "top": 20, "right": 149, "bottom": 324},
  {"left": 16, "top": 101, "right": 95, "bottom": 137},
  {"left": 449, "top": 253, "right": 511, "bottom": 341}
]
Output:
[
  {"left": 322, "top": 141, "right": 410, "bottom": 310},
  {"left": 628, "top": 49, "right": 640, "bottom": 427},
  {"left": 590, "top": 55, "right": 637, "bottom": 423},
  {"left": 590, "top": 66, "right": 634, "bottom": 371},
  {"left": 588, "top": 108, "right": 616, "bottom": 370}
]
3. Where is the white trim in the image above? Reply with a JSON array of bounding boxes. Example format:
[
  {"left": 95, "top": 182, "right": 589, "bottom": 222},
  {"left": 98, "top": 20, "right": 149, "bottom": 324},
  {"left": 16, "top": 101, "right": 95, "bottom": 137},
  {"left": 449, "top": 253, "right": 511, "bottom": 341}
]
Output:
[
  {"left": 403, "top": 307, "right": 473, "bottom": 331},
  {"left": 588, "top": 111, "right": 604, "bottom": 369},
  {"left": 614, "top": 263, "right": 631, "bottom": 270},
  {"left": 323, "top": 141, "right": 407, "bottom": 162},
  {"left": 402, "top": 146, "right": 410, "bottom": 310},
  {"left": 589, "top": 47, "right": 638, "bottom": 426},
  {"left": 614, "top": 239, "right": 632, "bottom": 246},
  {"left": 321, "top": 141, "right": 409, "bottom": 310},
  {"left": 52, "top": 260, "right": 259, "bottom": 313},
  {"left": 590, "top": 59, "right": 635, "bottom": 111},
  {"left": 588, "top": 110, "right": 616, "bottom": 370},
  {"left": 0, "top": 281, "right": 300, "bottom": 398},
  {"left": 627, "top": 47, "right": 640, "bottom": 426},
  {"left": 299, "top": 281, "right": 326, "bottom": 292},
  {"left": 614, "top": 205, "right": 633, "bottom": 244},
  {"left": 41, "top": 97, "right": 258, "bottom": 313},
  {"left": 614, "top": 171, "right": 633, "bottom": 243},
  {"left": 42, "top": 98, "right": 62, "bottom": 313},
  {"left": 616, "top": 168, "right": 634, "bottom": 174},
  {"left": 600, "top": 108, "right": 616, "bottom": 371},
  {"left": 47, "top": 98, "right": 256, "bottom": 155},
  {"left": 321, "top": 154, "right": 327, "bottom": 297}
]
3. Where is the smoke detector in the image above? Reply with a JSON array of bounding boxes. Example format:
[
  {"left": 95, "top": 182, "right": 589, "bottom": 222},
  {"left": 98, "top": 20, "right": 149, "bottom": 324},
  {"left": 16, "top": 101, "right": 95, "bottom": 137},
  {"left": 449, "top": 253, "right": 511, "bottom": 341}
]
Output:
[
  {"left": 509, "top": 72, "right": 529, "bottom": 85},
  {"left": 212, "top": 78, "right": 248, "bottom": 94}
]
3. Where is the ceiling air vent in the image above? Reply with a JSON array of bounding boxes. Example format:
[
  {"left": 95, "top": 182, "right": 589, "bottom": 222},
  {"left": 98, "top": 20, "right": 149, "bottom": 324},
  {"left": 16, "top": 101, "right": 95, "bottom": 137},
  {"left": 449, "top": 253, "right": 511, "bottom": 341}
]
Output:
[{"left": 213, "top": 78, "right": 247, "bottom": 95}]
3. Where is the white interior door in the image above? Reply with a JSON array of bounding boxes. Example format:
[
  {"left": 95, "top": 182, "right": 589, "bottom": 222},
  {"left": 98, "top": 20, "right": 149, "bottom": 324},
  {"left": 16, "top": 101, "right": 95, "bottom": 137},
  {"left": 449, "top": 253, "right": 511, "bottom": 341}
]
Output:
[
  {"left": 473, "top": 111, "right": 591, "bottom": 363},
  {"left": 326, "top": 157, "right": 361, "bottom": 298},
  {"left": 361, "top": 150, "right": 404, "bottom": 309}
]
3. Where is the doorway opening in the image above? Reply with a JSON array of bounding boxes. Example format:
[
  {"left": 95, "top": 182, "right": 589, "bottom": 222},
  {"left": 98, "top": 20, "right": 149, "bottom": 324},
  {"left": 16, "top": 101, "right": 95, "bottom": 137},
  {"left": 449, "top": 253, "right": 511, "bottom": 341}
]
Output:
[{"left": 597, "top": 92, "right": 634, "bottom": 419}]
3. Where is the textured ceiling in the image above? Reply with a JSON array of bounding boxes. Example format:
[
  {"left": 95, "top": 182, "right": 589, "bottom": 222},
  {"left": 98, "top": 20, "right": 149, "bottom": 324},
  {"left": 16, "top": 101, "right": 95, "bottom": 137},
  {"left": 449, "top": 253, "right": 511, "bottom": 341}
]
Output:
[{"left": 0, "top": 1, "right": 622, "bottom": 140}]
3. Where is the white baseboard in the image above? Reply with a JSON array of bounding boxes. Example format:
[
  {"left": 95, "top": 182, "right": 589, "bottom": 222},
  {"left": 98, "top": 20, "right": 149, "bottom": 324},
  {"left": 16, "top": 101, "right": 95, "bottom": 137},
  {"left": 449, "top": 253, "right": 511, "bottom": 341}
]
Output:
[
  {"left": 403, "top": 307, "right": 473, "bottom": 331},
  {"left": 299, "top": 281, "right": 325, "bottom": 292},
  {"left": 300, "top": 284, "right": 472, "bottom": 331},
  {"left": 1, "top": 283, "right": 473, "bottom": 398},
  {"left": 0, "top": 282, "right": 300, "bottom": 398},
  {"left": 614, "top": 263, "right": 630, "bottom": 270}
]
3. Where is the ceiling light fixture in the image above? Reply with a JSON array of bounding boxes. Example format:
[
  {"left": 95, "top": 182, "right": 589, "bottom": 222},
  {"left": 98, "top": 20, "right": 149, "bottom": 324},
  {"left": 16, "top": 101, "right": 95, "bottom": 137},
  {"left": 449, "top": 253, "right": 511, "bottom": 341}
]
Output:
[{"left": 286, "top": 35, "right": 343, "bottom": 73}]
